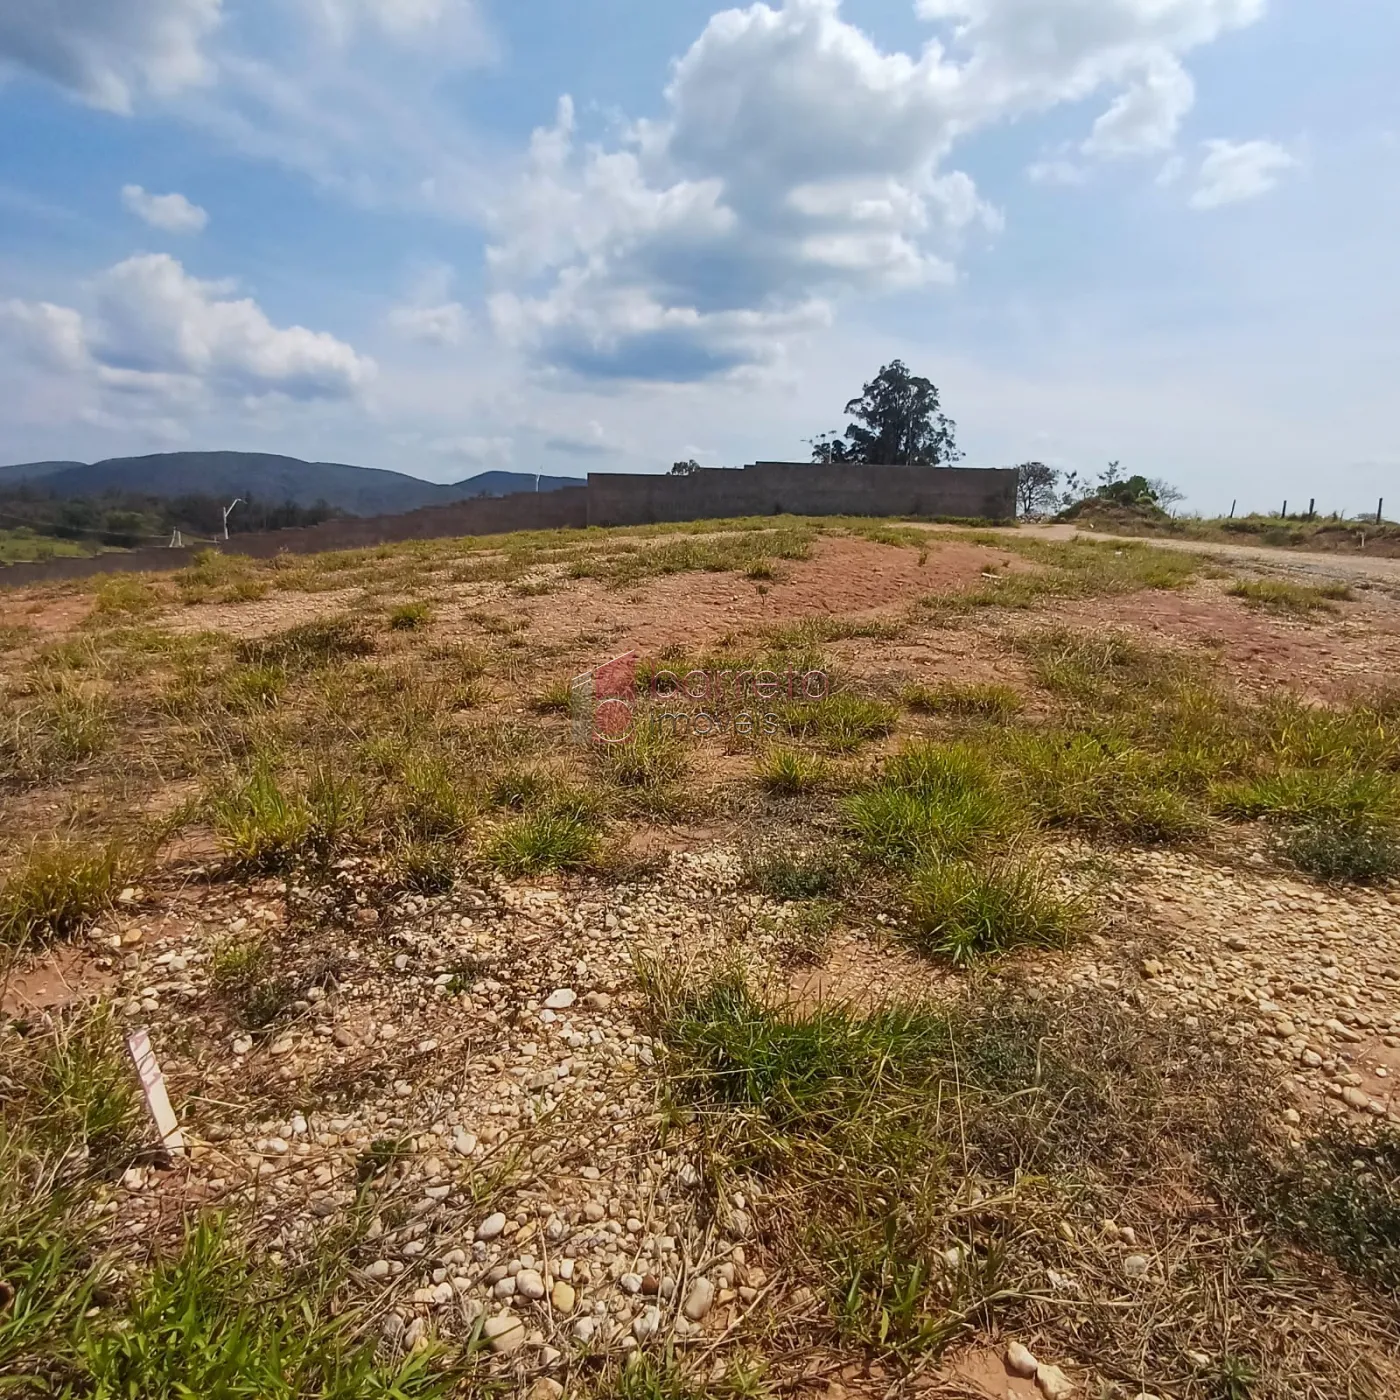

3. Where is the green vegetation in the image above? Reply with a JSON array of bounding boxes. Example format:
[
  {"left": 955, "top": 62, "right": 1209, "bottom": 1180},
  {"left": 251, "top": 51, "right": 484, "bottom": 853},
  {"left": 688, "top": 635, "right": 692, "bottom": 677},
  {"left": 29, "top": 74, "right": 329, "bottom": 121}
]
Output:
[
  {"left": 754, "top": 745, "right": 830, "bottom": 794},
  {"left": 482, "top": 804, "right": 601, "bottom": 876},
  {"left": 905, "top": 857, "right": 1084, "bottom": 965},
  {"left": 777, "top": 692, "right": 897, "bottom": 752},
  {"left": 0, "top": 837, "right": 129, "bottom": 948},
  {"left": 387, "top": 599, "right": 434, "bottom": 630},
  {"left": 844, "top": 744, "right": 1018, "bottom": 866},
  {"left": 743, "top": 845, "right": 849, "bottom": 902},
  {"left": 0, "top": 526, "right": 96, "bottom": 565},
  {"left": 1227, "top": 578, "right": 1354, "bottom": 615},
  {"left": 901, "top": 680, "right": 1022, "bottom": 719},
  {"left": 208, "top": 763, "right": 369, "bottom": 872}
]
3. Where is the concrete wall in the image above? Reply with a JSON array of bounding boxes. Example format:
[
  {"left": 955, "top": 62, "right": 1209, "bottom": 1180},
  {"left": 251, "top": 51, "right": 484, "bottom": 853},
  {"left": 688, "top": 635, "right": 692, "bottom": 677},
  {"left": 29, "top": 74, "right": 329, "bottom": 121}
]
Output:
[
  {"left": 1, "top": 467, "right": 1015, "bottom": 589},
  {"left": 586, "top": 462, "right": 1017, "bottom": 527}
]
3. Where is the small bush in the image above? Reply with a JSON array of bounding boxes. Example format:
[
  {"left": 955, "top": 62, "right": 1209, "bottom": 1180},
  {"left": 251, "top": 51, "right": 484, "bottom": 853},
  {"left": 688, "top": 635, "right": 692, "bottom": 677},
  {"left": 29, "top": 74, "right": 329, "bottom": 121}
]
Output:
[
  {"left": 1277, "top": 819, "right": 1400, "bottom": 885},
  {"left": 754, "top": 746, "right": 830, "bottom": 794},
  {"left": 901, "top": 680, "right": 1022, "bottom": 719},
  {"left": 0, "top": 838, "right": 128, "bottom": 948},
  {"left": 905, "top": 857, "right": 1084, "bottom": 965},
  {"left": 482, "top": 807, "right": 600, "bottom": 876},
  {"left": 388, "top": 600, "right": 433, "bottom": 631},
  {"left": 391, "top": 837, "right": 459, "bottom": 893}
]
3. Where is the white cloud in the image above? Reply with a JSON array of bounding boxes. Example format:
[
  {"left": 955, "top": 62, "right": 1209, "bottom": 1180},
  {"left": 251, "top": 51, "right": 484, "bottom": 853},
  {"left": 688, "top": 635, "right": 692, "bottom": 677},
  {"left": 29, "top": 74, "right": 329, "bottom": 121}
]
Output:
[
  {"left": 91, "top": 253, "right": 373, "bottom": 399},
  {"left": 1027, "top": 158, "right": 1090, "bottom": 186},
  {"left": 1083, "top": 55, "right": 1195, "bottom": 157},
  {"left": 0, "top": 298, "right": 90, "bottom": 371},
  {"left": 1190, "top": 138, "right": 1297, "bottom": 209},
  {"left": 388, "top": 301, "right": 466, "bottom": 346},
  {"left": 308, "top": 0, "right": 481, "bottom": 43},
  {"left": 0, "top": 0, "right": 221, "bottom": 113},
  {"left": 2, "top": 253, "right": 373, "bottom": 424},
  {"left": 121, "top": 184, "right": 209, "bottom": 233},
  {"left": 488, "top": 0, "right": 1266, "bottom": 382}
]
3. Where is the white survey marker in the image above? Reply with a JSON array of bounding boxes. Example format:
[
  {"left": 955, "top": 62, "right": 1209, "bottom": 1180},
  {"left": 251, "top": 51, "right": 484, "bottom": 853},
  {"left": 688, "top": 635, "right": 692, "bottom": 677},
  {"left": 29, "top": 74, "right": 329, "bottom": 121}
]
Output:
[{"left": 126, "top": 1028, "right": 186, "bottom": 1156}]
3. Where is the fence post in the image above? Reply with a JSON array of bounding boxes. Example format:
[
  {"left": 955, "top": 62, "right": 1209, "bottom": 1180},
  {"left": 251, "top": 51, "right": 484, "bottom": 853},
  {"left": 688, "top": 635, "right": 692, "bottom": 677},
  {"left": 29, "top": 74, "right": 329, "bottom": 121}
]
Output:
[
  {"left": 1308, "top": 498, "right": 1315, "bottom": 520},
  {"left": 1379, "top": 499, "right": 1385, "bottom": 527},
  {"left": 1282, "top": 500, "right": 1287, "bottom": 520},
  {"left": 1229, "top": 499, "right": 1236, "bottom": 519}
]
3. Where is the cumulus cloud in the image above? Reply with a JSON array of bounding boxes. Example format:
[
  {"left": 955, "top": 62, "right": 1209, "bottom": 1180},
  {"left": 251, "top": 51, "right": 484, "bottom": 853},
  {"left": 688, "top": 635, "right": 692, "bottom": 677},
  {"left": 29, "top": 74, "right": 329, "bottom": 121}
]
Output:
[
  {"left": 1190, "top": 138, "right": 1296, "bottom": 209},
  {"left": 388, "top": 301, "right": 466, "bottom": 346},
  {"left": 488, "top": 0, "right": 1266, "bottom": 381},
  {"left": 2, "top": 253, "right": 373, "bottom": 418},
  {"left": 121, "top": 184, "right": 208, "bottom": 233},
  {"left": 0, "top": 0, "right": 221, "bottom": 112},
  {"left": 91, "top": 253, "right": 373, "bottom": 399}
]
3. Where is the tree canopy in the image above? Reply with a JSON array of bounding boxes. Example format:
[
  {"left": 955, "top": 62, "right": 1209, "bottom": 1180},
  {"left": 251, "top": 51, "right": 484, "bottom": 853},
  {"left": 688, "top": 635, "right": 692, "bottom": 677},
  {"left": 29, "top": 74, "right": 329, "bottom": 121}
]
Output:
[{"left": 810, "top": 360, "right": 961, "bottom": 466}]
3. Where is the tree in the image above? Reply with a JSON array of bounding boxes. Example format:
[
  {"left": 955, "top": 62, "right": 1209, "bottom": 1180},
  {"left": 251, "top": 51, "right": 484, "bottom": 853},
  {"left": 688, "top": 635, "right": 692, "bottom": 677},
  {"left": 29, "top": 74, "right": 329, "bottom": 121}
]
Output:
[
  {"left": 1016, "top": 462, "right": 1060, "bottom": 517},
  {"left": 1149, "top": 477, "right": 1185, "bottom": 509},
  {"left": 670, "top": 459, "right": 700, "bottom": 475},
  {"left": 811, "top": 361, "right": 962, "bottom": 466}
]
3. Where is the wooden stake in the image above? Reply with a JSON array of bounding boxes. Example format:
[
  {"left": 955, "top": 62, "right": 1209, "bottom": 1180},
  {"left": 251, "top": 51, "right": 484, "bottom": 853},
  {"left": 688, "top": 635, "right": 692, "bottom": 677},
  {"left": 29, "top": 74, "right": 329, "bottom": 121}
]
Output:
[{"left": 126, "top": 1028, "right": 186, "bottom": 1157}]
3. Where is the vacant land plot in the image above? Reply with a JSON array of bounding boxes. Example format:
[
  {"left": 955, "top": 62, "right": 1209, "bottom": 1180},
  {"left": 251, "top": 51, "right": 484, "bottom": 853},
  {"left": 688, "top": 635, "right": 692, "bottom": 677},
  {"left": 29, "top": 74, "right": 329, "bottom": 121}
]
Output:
[{"left": 2, "top": 516, "right": 1399, "bottom": 1400}]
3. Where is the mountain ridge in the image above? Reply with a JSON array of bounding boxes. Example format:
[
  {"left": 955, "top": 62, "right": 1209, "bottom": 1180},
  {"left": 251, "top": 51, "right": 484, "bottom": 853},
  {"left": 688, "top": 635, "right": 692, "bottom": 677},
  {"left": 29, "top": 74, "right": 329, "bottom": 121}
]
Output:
[{"left": 0, "top": 452, "right": 584, "bottom": 517}]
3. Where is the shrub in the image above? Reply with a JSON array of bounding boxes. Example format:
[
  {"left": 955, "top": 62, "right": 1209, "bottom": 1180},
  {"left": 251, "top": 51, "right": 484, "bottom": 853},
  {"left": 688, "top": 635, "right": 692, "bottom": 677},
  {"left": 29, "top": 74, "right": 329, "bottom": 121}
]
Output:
[
  {"left": 208, "top": 764, "right": 368, "bottom": 871},
  {"left": 601, "top": 724, "right": 688, "bottom": 790},
  {"left": 1277, "top": 819, "right": 1400, "bottom": 885}
]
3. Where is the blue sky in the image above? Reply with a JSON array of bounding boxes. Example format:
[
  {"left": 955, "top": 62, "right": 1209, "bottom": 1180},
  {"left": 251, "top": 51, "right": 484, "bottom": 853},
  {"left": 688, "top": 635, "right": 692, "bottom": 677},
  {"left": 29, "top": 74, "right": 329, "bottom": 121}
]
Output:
[{"left": 0, "top": 0, "right": 1395, "bottom": 514}]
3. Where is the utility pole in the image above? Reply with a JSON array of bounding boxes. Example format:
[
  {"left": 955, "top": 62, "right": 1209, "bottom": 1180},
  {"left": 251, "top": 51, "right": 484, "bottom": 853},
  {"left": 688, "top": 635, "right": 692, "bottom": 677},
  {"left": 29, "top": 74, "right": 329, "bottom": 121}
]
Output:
[
  {"left": 222, "top": 498, "right": 243, "bottom": 542},
  {"left": 1379, "top": 499, "right": 1386, "bottom": 527}
]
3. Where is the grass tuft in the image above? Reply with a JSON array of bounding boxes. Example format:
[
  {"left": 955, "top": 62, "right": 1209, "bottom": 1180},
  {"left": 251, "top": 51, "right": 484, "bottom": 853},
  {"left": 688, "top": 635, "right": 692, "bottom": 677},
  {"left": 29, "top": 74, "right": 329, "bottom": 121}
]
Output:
[
  {"left": 1276, "top": 819, "right": 1400, "bottom": 885},
  {"left": 1227, "top": 578, "right": 1354, "bottom": 615},
  {"left": 482, "top": 806, "right": 600, "bottom": 876},
  {"left": 0, "top": 838, "right": 129, "bottom": 948},
  {"left": 904, "top": 857, "right": 1085, "bottom": 965},
  {"left": 387, "top": 600, "right": 433, "bottom": 631},
  {"left": 754, "top": 746, "right": 830, "bottom": 794},
  {"left": 901, "top": 680, "right": 1023, "bottom": 719}
]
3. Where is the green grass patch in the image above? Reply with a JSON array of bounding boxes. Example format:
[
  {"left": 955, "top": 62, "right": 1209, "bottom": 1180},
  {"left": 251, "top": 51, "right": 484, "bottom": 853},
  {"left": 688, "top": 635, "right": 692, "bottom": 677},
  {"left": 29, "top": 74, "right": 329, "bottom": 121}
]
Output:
[
  {"left": 1226, "top": 578, "right": 1354, "bottom": 615},
  {"left": 0, "top": 837, "right": 130, "bottom": 949},
  {"left": 777, "top": 692, "right": 896, "bottom": 753},
  {"left": 844, "top": 743, "right": 1019, "bottom": 865},
  {"left": 904, "top": 857, "right": 1085, "bottom": 966},
  {"left": 387, "top": 600, "right": 433, "bottom": 631},
  {"left": 208, "top": 763, "right": 370, "bottom": 872},
  {"left": 901, "top": 680, "right": 1022, "bottom": 719},
  {"left": 481, "top": 805, "right": 601, "bottom": 876},
  {"left": 754, "top": 745, "right": 830, "bottom": 794}
]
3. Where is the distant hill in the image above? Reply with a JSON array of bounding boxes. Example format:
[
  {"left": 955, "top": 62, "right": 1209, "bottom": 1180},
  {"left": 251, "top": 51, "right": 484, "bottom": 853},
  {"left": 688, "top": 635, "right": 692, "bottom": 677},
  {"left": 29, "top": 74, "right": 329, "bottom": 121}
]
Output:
[{"left": 0, "top": 452, "right": 583, "bottom": 517}]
